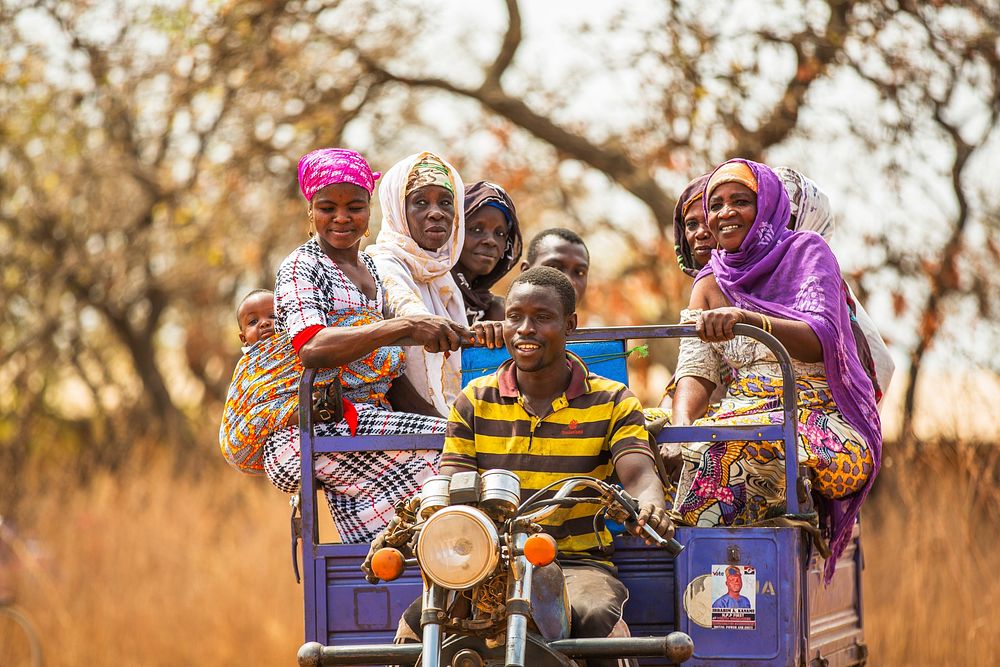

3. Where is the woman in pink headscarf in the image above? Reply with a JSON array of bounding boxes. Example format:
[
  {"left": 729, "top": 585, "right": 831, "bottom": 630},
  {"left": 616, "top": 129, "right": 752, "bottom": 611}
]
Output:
[{"left": 253, "top": 148, "right": 470, "bottom": 544}]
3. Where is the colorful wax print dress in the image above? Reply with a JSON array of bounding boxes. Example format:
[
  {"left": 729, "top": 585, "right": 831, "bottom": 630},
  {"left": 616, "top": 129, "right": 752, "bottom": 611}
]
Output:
[
  {"left": 220, "top": 333, "right": 337, "bottom": 475},
  {"left": 266, "top": 238, "right": 444, "bottom": 543},
  {"left": 650, "top": 309, "right": 874, "bottom": 528}
]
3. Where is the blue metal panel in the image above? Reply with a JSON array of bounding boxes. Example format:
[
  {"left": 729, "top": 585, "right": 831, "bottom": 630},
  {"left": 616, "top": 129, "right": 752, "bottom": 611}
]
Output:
[
  {"left": 614, "top": 537, "right": 677, "bottom": 631},
  {"left": 674, "top": 527, "right": 804, "bottom": 666},
  {"left": 299, "top": 368, "right": 322, "bottom": 644},
  {"left": 323, "top": 544, "right": 421, "bottom": 646},
  {"left": 612, "top": 537, "right": 678, "bottom": 666},
  {"left": 305, "top": 555, "right": 325, "bottom": 643},
  {"left": 461, "top": 340, "right": 630, "bottom": 386},
  {"left": 656, "top": 424, "right": 786, "bottom": 443}
]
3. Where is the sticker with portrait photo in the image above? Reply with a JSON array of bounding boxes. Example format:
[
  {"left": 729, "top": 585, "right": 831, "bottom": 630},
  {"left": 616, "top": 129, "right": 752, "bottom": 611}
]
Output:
[{"left": 710, "top": 564, "right": 756, "bottom": 630}]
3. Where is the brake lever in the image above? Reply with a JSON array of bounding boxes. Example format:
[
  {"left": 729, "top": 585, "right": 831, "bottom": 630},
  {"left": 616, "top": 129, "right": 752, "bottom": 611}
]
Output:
[{"left": 609, "top": 485, "right": 684, "bottom": 556}]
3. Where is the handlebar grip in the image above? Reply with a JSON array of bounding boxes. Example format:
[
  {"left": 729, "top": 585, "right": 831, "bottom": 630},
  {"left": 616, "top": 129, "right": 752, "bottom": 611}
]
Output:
[
  {"left": 616, "top": 485, "right": 685, "bottom": 556},
  {"left": 633, "top": 521, "right": 684, "bottom": 556}
]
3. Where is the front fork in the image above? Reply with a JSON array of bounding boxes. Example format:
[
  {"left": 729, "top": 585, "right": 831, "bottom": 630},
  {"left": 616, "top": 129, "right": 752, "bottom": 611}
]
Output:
[
  {"left": 420, "top": 583, "right": 448, "bottom": 667},
  {"left": 505, "top": 533, "right": 534, "bottom": 667}
]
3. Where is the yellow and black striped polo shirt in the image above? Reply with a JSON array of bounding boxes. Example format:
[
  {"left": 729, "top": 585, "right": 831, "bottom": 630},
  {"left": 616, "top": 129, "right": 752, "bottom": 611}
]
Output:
[{"left": 441, "top": 353, "right": 654, "bottom": 565}]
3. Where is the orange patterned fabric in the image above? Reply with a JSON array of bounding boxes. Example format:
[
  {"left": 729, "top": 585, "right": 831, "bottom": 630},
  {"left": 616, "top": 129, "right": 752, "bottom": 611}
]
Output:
[
  {"left": 326, "top": 307, "right": 403, "bottom": 407},
  {"left": 220, "top": 322, "right": 405, "bottom": 474},
  {"left": 219, "top": 333, "right": 337, "bottom": 474},
  {"left": 645, "top": 371, "right": 872, "bottom": 527}
]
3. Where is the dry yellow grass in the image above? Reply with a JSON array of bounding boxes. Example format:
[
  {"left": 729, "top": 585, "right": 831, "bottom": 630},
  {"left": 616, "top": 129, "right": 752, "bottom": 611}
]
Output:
[
  {"left": 7, "top": 456, "right": 302, "bottom": 666},
  {"left": 3, "top": 441, "right": 998, "bottom": 666},
  {"left": 862, "top": 441, "right": 1000, "bottom": 665}
]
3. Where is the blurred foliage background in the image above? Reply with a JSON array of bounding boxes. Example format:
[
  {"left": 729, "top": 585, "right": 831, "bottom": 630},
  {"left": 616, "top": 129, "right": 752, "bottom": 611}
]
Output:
[{"left": 1, "top": 0, "right": 999, "bottom": 663}]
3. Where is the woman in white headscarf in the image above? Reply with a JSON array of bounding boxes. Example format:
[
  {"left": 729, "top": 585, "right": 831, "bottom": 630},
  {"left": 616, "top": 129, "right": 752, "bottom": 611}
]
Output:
[
  {"left": 775, "top": 167, "right": 894, "bottom": 403},
  {"left": 368, "top": 152, "right": 501, "bottom": 416}
]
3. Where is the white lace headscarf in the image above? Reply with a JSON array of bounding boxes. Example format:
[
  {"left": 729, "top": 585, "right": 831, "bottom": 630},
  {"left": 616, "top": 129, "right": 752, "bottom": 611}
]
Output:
[
  {"left": 367, "top": 152, "right": 467, "bottom": 415},
  {"left": 775, "top": 166, "right": 835, "bottom": 241}
]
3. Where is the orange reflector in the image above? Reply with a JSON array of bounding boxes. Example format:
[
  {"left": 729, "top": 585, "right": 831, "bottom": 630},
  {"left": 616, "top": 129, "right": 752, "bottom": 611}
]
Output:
[
  {"left": 523, "top": 533, "right": 557, "bottom": 567},
  {"left": 371, "top": 548, "right": 406, "bottom": 581}
]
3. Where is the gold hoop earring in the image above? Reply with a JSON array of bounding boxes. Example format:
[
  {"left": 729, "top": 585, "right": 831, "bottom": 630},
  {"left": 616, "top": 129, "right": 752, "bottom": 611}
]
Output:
[{"left": 364, "top": 228, "right": 370, "bottom": 238}]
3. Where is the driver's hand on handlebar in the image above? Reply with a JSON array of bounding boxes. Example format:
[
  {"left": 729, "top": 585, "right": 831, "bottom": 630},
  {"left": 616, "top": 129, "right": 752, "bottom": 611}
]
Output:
[
  {"left": 471, "top": 320, "right": 504, "bottom": 349},
  {"left": 407, "top": 315, "right": 473, "bottom": 353},
  {"left": 633, "top": 502, "right": 675, "bottom": 545}
]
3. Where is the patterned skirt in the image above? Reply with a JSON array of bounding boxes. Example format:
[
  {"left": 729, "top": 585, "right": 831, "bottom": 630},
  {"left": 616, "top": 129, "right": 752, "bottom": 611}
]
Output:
[
  {"left": 263, "top": 405, "right": 445, "bottom": 543},
  {"left": 645, "top": 372, "right": 873, "bottom": 527}
]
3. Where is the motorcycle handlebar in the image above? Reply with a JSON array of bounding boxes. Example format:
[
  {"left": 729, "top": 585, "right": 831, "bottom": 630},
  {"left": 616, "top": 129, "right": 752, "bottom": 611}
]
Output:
[{"left": 518, "top": 477, "right": 684, "bottom": 557}]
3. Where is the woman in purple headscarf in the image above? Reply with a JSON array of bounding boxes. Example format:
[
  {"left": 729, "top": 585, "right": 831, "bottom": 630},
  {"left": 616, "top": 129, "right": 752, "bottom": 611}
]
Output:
[
  {"left": 654, "top": 168, "right": 888, "bottom": 415},
  {"left": 670, "top": 159, "right": 882, "bottom": 579}
]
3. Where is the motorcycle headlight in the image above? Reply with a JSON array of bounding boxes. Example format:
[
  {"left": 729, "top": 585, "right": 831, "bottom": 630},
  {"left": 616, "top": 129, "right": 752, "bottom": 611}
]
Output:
[{"left": 416, "top": 505, "right": 500, "bottom": 590}]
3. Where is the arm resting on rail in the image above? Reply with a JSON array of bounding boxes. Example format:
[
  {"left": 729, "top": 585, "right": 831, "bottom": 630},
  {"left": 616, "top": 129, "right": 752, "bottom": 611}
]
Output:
[
  {"left": 298, "top": 314, "right": 468, "bottom": 368},
  {"left": 670, "top": 375, "right": 716, "bottom": 427},
  {"left": 690, "top": 275, "right": 823, "bottom": 363}
]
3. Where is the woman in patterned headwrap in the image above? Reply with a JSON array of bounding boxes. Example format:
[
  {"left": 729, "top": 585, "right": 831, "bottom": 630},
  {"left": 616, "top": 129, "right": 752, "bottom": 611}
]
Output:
[
  {"left": 451, "top": 180, "right": 523, "bottom": 323},
  {"left": 673, "top": 173, "right": 715, "bottom": 278},
  {"left": 231, "top": 148, "right": 471, "bottom": 545},
  {"left": 368, "top": 153, "right": 503, "bottom": 417},
  {"left": 669, "top": 159, "right": 882, "bottom": 582},
  {"left": 650, "top": 173, "right": 722, "bottom": 417},
  {"left": 775, "top": 166, "right": 835, "bottom": 240}
]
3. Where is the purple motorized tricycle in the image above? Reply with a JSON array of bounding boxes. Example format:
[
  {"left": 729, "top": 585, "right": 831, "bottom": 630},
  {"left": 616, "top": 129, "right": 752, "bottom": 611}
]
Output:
[{"left": 293, "top": 324, "right": 867, "bottom": 666}]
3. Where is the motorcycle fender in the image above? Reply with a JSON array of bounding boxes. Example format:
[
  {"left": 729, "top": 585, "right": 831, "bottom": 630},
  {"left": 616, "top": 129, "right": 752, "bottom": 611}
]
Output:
[{"left": 529, "top": 563, "right": 572, "bottom": 642}]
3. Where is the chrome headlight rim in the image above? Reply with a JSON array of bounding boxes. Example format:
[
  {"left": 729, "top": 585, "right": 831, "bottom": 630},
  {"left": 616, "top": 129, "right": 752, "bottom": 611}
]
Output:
[{"left": 416, "top": 505, "right": 500, "bottom": 590}]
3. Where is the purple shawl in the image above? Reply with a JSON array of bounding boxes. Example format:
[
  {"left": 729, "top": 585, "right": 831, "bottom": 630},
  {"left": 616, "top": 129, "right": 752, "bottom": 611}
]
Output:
[{"left": 696, "top": 159, "right": 882, "bottom": 582}]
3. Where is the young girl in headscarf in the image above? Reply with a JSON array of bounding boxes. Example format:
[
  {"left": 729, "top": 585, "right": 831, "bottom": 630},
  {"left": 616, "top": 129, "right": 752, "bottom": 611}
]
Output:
[
  {"left": 451, "top": 181, "right": 523, "bottom": 323},
  {"left": 669, "top": 159, "right": 882, "bottom": 581},
  {"left": 222, "top": 148, "right": 469, "bottom": 544},
  {"left": 649, "top": 173, "right": 725, "bottom": 452},
  {"left": 368, "top": 153, "right": 502, "bottom": 417}
]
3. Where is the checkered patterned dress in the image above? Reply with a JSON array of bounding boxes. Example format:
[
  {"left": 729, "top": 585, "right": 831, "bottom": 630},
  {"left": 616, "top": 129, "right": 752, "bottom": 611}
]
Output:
[{"left": 265, "top": 238, "right": 444, "bottom": 543}]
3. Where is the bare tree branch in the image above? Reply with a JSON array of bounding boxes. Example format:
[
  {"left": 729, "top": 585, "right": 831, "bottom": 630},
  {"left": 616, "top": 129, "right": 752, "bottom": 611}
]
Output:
[
  {"left": 731, "top": 1, "right": 852, "bottom": 158},
  {"left": 486, "top": 0, "right": 522, "bottom": 86},
  {"left": 355, "top": 51, "right": 677, "bottom": 232}
]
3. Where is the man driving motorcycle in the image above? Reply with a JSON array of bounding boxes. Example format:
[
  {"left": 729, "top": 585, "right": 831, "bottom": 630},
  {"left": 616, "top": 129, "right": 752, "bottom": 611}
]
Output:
[{"left": 393, "top": 266, "right": 675, "bottom": 667}]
